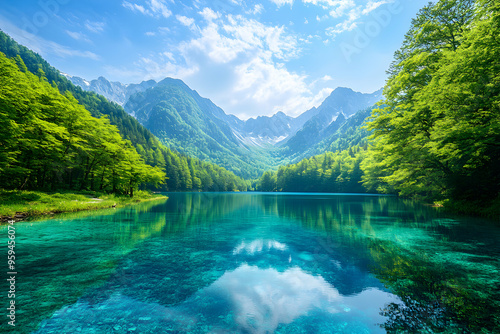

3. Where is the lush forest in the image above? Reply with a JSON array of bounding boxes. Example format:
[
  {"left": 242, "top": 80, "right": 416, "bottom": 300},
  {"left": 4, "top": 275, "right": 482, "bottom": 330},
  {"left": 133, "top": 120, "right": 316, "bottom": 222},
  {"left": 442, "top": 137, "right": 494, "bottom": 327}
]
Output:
[
  {"left": 256, "top": 0, "right": 500, "bottom": 216},
  {"left": 363, "top": 0, "right": 500, "bottom": 215},
  {"left": 0, "top": 31, "right": 248, "bottom": 193},
  {"left": 0, "top": 52, "right": 165, "bottom": 195},
  {"left": 256, "top": 146, "right": 366, "bottom": 193}
]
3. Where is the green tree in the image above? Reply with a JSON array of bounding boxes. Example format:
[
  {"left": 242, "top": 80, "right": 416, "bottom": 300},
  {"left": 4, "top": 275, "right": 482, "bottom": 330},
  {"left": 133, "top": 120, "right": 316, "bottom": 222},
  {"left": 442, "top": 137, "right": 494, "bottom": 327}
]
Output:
[{"left": 363, "top": 0, "right": 500, "bottom": 214}]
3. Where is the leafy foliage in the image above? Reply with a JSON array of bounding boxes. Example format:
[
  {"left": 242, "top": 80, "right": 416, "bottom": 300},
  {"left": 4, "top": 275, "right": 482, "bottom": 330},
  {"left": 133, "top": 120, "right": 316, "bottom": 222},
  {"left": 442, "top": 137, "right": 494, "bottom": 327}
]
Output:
[
  {"left": 362, "top": 0, "right": 500, "bottom": 214},
  {"left": 0, "top": 52, "right": 165, "bottom": 195}
]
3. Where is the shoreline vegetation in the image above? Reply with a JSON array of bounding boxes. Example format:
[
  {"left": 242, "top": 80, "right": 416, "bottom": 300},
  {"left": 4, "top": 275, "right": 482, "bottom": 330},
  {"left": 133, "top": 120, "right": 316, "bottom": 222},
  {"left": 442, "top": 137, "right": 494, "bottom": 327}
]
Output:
[
  {"left": 1, "top": 188, "right": 497, "bottom": 224},
  {"left": 0, "top": 190, "right": 168, "bottom": 223}
]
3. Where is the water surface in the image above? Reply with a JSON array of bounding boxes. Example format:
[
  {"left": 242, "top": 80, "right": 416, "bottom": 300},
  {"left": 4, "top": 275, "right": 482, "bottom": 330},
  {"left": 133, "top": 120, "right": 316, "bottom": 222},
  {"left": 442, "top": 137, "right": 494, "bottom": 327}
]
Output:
[{"left": 1, "top": 193, "right": 499, "bottom": 333}]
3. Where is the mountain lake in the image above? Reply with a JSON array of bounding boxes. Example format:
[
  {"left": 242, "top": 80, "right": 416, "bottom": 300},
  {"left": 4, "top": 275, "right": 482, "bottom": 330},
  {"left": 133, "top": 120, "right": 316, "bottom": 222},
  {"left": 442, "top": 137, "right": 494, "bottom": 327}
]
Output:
[{"left": 2, "top": 193, "right": 499, "bottom": 333}]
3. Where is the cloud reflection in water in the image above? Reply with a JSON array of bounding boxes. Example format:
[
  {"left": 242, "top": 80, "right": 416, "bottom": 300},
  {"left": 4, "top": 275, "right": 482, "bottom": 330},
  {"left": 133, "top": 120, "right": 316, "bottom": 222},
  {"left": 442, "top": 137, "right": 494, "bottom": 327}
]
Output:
[
  {"left": 36, "top": 263, "right": 397, "bottom": 333},
  {"left": 232, "top": 239, "right": 288, "bottom": 255}
]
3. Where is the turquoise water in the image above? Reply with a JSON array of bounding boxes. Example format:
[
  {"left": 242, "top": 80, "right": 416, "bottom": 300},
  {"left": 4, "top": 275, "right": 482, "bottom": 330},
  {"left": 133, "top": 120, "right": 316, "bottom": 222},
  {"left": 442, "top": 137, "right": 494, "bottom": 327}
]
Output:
[{"left": 1, "top": 193, "right": 499, "bottom": 333}]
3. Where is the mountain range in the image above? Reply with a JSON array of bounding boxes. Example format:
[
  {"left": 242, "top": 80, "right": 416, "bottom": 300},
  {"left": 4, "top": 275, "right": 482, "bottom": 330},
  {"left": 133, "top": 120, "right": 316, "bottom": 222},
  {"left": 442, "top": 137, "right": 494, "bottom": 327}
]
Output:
[{"left": 64, "top": 74, "right": 382, "bottom": 178}]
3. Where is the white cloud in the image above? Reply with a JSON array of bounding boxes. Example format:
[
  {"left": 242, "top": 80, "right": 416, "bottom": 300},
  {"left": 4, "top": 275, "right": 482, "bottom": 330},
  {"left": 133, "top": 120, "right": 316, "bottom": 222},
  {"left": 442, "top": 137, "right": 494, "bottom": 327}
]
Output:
[
  {"left": 122, "top": 0, "right": 172, "bottom": 18},
  {"left": 49, "top": 44, "right": 100, "bottom": 61},
  {"left": 66, "top": 30, "right": 91, "bottom": 43},
  {"left": 270, "top": 0, "right": 294, "bottom": 7},
  {"left": 325, "top": 15, "right": 358, "bottom": 38},
  {"left": 122, "top": 1, "right": 147, "bottom": 14},
  {"left": 234, "top": 57, "right": 307, "bottom": 102},
  {"left": 85, "top": 20, "right": 106, "bottom": 33},
  {"left": 168, "top": 11, "right": 317, "bottom": 118},
  {"left": 247, "top": 4, "right": 264, "bottom": 15},
  {"left": 302, "top": 0, "right": 395, "bottom": 40},
  {"left": 176, "top": 15, "right": 195, "bottom": 28},
  {"left": 116, "top": 7, "right": 334, "bottom": 118},
  {"left": 162, "top": 51, "right": 175, "bottom": 62},
  {"left": 199, "top": 7, "right": 220, "bottom": 22},
  {"left": 310, "top": 75, "right": 333, "bottom": 87},
  {"left": 149, "top": 0, "right": 172, "bottom": 18},
  {"left": 362, "top": 0, "right": 391, "bottom": 15},
  {"left": 328, "top": 0, "right": 356, "bottom": 18},
  {"left": 179, "top": 12, "right": 300, "bottom": 65},
  {"left": 233, "top": 239, "right": 288, "bottom": 255},
  {"left": 104, "top": 55, "right": 198, "bottom": 84}
]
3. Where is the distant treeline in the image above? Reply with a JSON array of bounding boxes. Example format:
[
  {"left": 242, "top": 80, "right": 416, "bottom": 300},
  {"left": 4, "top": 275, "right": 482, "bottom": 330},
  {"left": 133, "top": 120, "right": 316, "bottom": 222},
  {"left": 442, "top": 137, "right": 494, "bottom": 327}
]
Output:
[{"left": 256, "top": 146, "right": 366, "bottom": 193}]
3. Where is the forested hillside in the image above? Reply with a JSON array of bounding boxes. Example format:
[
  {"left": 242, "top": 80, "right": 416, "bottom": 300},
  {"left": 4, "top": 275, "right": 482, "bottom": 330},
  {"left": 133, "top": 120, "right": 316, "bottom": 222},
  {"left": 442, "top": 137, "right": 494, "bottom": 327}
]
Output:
[
  {"left": 283, "top": 87, "right": 381, "bottom": 157},
  {"left": 286, "top": 106, "right": 374, "bottom": 162},
  {"left": 0, "top": 52, "right": 164, "bottom": 195},
  {"left": 124, "top": 78, "right": 275, "bottom": 179},
  {"left": 0, "top": 31, "right": 248, "bottom": 192}
]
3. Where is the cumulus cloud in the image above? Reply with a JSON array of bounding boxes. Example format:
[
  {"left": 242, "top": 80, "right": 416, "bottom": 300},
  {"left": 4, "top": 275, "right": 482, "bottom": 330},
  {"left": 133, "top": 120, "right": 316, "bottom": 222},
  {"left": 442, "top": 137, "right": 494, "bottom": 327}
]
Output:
[
  {"left": 170, "top": 10, "right": 321, "bottom": 118},
  {"left": 121, "top": 5, "right": 335, "bottom": 118},
  {"left": 234, "top": 57, "right": 307, "bottom": 102},
  {"left": 177, "top": 12, "right": 300, "bottom": 64},
  {"left": 176, "top": 15, "right": 195, "bottom": 28},
  {"left": 199, "top": 7, "right": 220, "bottom": 22}
]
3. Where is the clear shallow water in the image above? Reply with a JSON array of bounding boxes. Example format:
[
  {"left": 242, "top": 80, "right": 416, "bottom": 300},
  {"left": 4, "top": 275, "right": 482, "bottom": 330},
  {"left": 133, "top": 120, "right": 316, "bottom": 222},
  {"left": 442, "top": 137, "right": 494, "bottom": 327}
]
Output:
[{"left": 1, "top": 193, "right": 499, "bottom": 333}]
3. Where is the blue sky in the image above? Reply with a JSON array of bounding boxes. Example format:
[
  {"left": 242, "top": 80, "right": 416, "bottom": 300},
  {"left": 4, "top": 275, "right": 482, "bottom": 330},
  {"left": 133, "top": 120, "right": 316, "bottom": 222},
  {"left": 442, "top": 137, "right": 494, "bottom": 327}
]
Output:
[{"left": 0, "top": 0, "right": 427, "bottom": 119}]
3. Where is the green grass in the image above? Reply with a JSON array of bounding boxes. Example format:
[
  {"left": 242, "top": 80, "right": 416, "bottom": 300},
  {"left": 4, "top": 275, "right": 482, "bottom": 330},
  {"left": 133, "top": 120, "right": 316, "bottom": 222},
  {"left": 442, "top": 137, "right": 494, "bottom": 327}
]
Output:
[{"left": 0, "top": 189, "right": 167, "bottom": 220}]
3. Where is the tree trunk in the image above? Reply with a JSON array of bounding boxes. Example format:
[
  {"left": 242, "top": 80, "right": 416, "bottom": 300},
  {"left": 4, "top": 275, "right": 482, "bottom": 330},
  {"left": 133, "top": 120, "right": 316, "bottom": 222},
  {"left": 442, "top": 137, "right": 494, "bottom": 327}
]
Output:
[{"left": 100, "top": 167, "right": 106, "bottom": 191}]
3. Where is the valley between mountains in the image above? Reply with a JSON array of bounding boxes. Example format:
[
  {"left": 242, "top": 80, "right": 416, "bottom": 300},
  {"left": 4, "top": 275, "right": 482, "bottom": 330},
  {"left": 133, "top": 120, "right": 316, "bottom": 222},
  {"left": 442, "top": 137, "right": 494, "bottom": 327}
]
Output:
[
  {"left": 63, "top": 74, "right": 382, "bottom": 179},
  {"left": 3, "top": 0, "right": 499, "bottom": 219}
]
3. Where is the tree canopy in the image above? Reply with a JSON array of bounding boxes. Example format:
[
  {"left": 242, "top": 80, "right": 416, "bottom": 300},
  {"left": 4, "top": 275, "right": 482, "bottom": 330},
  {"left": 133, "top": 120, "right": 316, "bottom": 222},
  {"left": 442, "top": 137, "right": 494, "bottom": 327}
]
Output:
[{"left": 0, "top": 52, "right": 165, "bottom": 195}]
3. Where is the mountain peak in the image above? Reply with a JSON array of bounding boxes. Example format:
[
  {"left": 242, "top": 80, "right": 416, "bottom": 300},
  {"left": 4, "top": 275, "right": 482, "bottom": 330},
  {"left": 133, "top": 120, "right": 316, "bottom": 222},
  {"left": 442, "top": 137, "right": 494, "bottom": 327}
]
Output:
[
  {"left": 273, "top": 111, "right": 288, "bottom": 118},
  {"left": 333, "top": 86, "right": 354, "bottom": 92}
]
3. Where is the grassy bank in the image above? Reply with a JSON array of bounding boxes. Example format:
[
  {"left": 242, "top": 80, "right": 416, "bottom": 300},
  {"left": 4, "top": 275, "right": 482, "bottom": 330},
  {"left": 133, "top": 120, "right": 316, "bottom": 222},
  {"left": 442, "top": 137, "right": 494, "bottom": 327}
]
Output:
[{"left": 0, "top": 190, "right": 168, "bottom": 222}]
